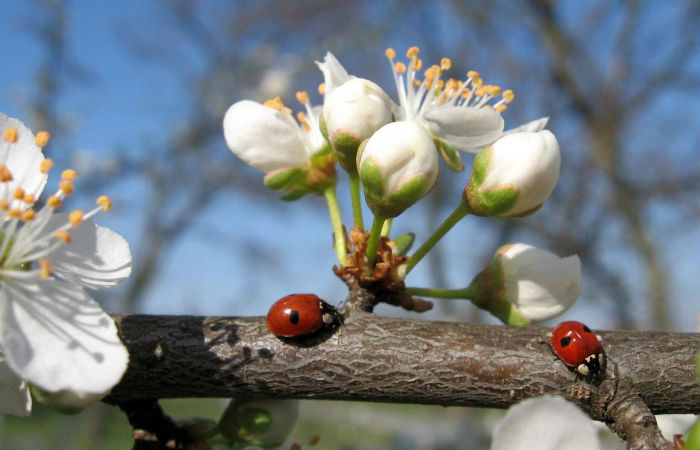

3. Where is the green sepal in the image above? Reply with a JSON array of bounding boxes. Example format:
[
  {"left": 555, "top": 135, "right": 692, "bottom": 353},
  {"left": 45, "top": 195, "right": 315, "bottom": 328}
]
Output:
[
  {"left": 685, "top": 417, "right": 700, "bottom": 450},
  {"left": 359, "top": 158, "right": 384, "bottom": 199},
  {"left": 319, "top": 112, "right": 329, "bottom": 142},
  {"left": 468, "top": 261, "right": 530, "bottom": 327},
  {"left": 279, "top": 189, "right": 308, "bottom": 201},
  {"left": 464, "top": 147, "right": 520, "bottom": 216},
  {"left": 332, "top": 130, "right": 361, "bottom": 173},
  {"left": 386, "top": 175, "right": 431, "bottom": 214},
  {"left": 310, "top": 143, "right": 334, "bottom": 167},
  {"left": 263, "top": 167, "right": 306, "bottom": 191},
  {"left": 435, "top": 139, "right": 464, "bottom": 171},
  {"left": 392, "top": 233, "right": 415, "bottom": 256}
]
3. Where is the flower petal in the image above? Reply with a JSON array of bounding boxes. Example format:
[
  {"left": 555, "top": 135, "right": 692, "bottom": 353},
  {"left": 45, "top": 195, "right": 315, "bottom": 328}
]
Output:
[
  {"left": 491, "top": 395, "right": 600, "bottom": 450},
  {"left": 0, "top": 280, "right": 129, "bottom": 395},
  {"left": 45, "top": 215, "right": 132, "bottom": 290},
  {"left": 223, "top": 100, "right": 312, "bottom": 173},
  {"left": 0, "top": 113, "right": 47, "bottom": 204},
  {"left": 0, "top": 352, "right": 31, "bottom": 416},
  {"left": 504, "top": 117, "right": 550, "bottom": 135},
  {"left": 420, "top": 105, "right": 504, "bottom": 152},
  {"left": 315, "top": 52, "right": 351, "bottom": 96}
]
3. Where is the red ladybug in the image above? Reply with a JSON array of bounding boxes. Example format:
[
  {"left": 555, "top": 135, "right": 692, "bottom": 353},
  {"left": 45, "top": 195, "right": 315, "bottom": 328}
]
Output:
[
  {"left": 550, "top": 321, "right": 604, "bottom": 376},
  {"left": 266, "top": 294, "right": 338, "bottom": 338}
]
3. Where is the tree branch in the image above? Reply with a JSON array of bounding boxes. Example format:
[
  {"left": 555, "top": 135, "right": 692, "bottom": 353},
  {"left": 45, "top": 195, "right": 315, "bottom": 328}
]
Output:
[{"left": 106, "top": 311, "right": 698, "bottom": 412}]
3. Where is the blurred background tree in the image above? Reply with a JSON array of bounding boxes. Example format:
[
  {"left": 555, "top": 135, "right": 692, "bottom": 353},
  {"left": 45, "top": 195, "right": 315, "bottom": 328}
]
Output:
[{"left": 0, "top": 0, "right": 697, "bottom": 448}]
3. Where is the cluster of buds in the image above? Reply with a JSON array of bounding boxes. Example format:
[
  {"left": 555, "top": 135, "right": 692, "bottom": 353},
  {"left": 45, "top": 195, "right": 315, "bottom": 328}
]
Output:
[{"left": 223, "top": 46, "right": 581, "bottom": 325}]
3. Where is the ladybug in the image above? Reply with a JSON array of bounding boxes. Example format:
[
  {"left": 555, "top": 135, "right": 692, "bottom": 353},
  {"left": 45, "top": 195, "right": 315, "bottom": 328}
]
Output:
[
  {"left": 266, "top": 293, "right": 339, "bottom": 338},
  {"left": 550, "top": 321, "right": 604, "bottom": 376}
]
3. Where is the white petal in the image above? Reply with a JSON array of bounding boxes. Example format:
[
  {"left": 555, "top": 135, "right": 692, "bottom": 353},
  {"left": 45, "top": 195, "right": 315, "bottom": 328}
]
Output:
[
  {"left": 0, "top": 353, "right": 31, "bottom": 416},
  {"left": 500, "top": 244, "right": 581, "bottom": 322},
  {"left": 44, "top": 215, "right": 132, "bottom": 290},
  {"left": 491, "top": 396, "right": 600, "bottom": 450},
  {"left": 315, "top": 52, "right": 351, "bottom": 96},
  {"left": 420, "top": 106, "right": 504, "bottom": 152},
  {"left": 0, "top": 280, "right": 129, "bottom": 395},
  {"left": 223, "top": 100, "right": 313, "bottom": 173},
  {"left": 656, "top": 414, "right": 698, "bottom": 442},
  {"left": 504, "top": 117, "right": 550, "bottom": 135},
  {"left": 0, "top": 113, "right": 47, "bottom": 203}
]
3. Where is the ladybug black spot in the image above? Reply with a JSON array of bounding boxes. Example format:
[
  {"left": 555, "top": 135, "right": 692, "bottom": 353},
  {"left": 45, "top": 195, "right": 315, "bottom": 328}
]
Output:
[
  {"left": 583, "top": 325, "right": 592, "bottom": 333},
  {"left": 289, "top": 310, "right": 300, "bottom": 324},
  {"left": 560, "top": 336, "right": 571, "bottom": 347}
]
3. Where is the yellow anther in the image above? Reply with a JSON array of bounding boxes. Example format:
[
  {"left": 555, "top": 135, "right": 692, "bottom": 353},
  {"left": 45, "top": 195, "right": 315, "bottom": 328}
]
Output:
[
  {"left": 23, "top": 193, "right": 35, "bottom": 204},
  {"left": 295, "top": 91, "right": 310, "bottom": 105},
  {"left": 473, "top": 77, "right": 483, "bottom": 89},
  {"left": 40, "top": 158, "right": 54, "bottom": 174},
  {"left": 263, "top": 96, "right": 290, "bottom": 114},
  {"left": 440, "top": 58, "right": 452, "bottom": 70},
  {"left": 0, "top": 200, "right": 8, "bottom": 210},
  {"left": 3, "top": 127, "right": 18, "bottom": 143},
  {"left": 424, "top": 65, "right": 441, "bottom": 81},
  {"left": 406, "top": 46, "right": 420, "bottom": 58},
  {"left": 461, "top": 89, "right": 473, "bottom": 99},
  {"left": 59, "top": 180, "right": 74, "bottom": 196},
  {"left": 35, "top": 131, "right": 50, "bottom": 147},
  {"left": 488, "top": 85, "right": 502, "bottom": 96},
  {"left": 39, "top": 259, "right": 51, "bottom": 279},
  {"left": 68, "top": 210, "right": 84, "bottom": 227},
  {"left": 385, "top": 48, "right": 396, "bottom": 59},
  {"left": 47, "top": 195, "right": 62, "bottom": 209},
  {"left": 475, "top": 86, "right": 487, "bottom": 97},
  {"left": 411, "top": 57, "right": 423, "bottom": 72},
  {"left": 394, "top": 62, "right": 407, "bottom": 74},
  {"left": 13, "top": 188, "right": 25, "bottom": 200},
  {"left": 96, "top": 195, "right": 112, "bottom": 212},
  {"left": 296, "top": 112, "right": 310, "bottom": 131},
  {"left": 7, "top": 208, "right": 22, "bottom": 219},
  {"left": 503, "top": 89, "right": 515, "bottom": 103},
  {"left": 61, "top": 169, "right": 78, "bottom": 181},
  {"left": 54, "top": 230, "right": 71, "bottom": 244},
  {"left": 21, "top": 209, "right": 35, "bottom": 221},
  {"left": 467, "top": 70, "right": 480, "bottom": 80},
  {"left": 413, "top": 79, "right": 421, "bottom": 87},
  {"left": 436, "top": 79, "right": 445, "bottom": 91},
  {"left": 0, "top": 164, "right": 11, "bottom": 182},
  {"left": 495, "top": 104, "right": 508, "bottom": 113},
  {"left": 318, "top": 83, "right": 325, "bottom": 95}
]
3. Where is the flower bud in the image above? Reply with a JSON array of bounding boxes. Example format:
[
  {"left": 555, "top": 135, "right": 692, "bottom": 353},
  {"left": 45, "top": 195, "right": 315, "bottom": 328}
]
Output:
[
  {"left": 470, "top": 243, "right": 581, "bottom": 324},
  {"left": 29, "top": 384, "right": 104, "bottom": 414},
  {"left": 218, "top": 399, "right": 299, "bottom": 449},
  {"left": 321, "top": 78, "right": 394, "bottom": 172},
  {"left": 464, "top": 130, "right": 560, "bottom": 217},
  {"left": 357, "top": 121, "right": 438, "bottom": 218}
]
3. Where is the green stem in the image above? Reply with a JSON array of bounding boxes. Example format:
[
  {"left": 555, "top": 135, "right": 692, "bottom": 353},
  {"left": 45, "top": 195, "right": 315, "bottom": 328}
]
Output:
[
  {"left": 403, "top": 202, "right": 470, "bottom": 276},
  {"left": 404, "top": 286, "right": 476, "bottom": 299},
  {"left": 324, "top": 186, "right": 347, "bottom": 267},
  {"left": 364, "top": 215, "right": 385, "bottom": 271},
  {"left": 348, "top": 172, "right": 364, "bottom": 229},
  {"left": 380, "top": 218, "right": 392, "bottom": 237}
]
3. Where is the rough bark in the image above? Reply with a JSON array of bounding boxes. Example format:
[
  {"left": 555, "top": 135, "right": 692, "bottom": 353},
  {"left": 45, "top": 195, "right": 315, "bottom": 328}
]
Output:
[{"left": 106, "top": 311, "right": 698, "bottom": 414}]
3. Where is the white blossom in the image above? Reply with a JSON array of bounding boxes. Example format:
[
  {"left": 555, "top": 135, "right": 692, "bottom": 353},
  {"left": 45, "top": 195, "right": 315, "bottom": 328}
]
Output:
[{"left": 0, "top": 114, "right": 131, "bottom": 415}]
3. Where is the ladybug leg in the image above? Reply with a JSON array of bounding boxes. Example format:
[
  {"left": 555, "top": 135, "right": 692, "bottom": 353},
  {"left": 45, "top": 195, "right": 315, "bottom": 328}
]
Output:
[
  {"left": 596, "top": 334, "right": 602, "bottom": 342},
  {"left": 321, "top": 312, "right": 335, "bottom": 325},
  {"left": 576, "top": 363, "right": 590, "bottom": 376}
]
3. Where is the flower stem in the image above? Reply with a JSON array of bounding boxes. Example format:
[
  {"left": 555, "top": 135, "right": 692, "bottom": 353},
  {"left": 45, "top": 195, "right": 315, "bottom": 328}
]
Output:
[
  {"left": 404, "top": 286, "right": 476, "bottom": 299},
  {"left": 364, "top": 215, "right": 385, "bottom": 271},
  {"left": 380, "top": 218, "right": 392, "bottom": 237},
  {"left": 324, "top": 186, "right": 347, "bottom": 267},
  {"left": 348, "top": 172, "right": 364, "bottom": 229},
  {"left": 403, "top": 202, "right": 470, "bottom": 276}
]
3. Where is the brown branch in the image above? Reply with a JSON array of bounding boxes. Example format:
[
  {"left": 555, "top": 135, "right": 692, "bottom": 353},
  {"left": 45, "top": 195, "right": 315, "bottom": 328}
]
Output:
[{"left": 105, "top": 311, "right": 698, "bottom": 449}]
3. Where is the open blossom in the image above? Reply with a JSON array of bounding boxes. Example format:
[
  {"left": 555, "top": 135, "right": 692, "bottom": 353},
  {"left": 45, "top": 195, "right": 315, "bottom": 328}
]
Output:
[
  {"left": 0, "top": 114, "right": 131, "bottom": 415},
  {"left": 223, "top": 95, "right": 336, "bottom": 199}
]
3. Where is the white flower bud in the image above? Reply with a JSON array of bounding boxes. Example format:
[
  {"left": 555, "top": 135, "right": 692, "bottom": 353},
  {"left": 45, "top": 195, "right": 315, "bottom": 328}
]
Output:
[
  {"left": 218, "top": 398, "right": 299, "bottom": 449},
  {"left": 358, "top": 121, "right": 439, "bottom": 218},
  {"left": 223, "top": 100, "right": 317, "bottom": 173},
  {"left": 496, "top": 243, "right": 581, "bottom": 322},
  {"left": 464, "top": 130, "right": 560, "bottom": 217},
  {"left": 321, "top": 78, "right": 394, "bottom": 171},
  {"left": 491, "top": 396, "right": 601, "bottom": 450}
]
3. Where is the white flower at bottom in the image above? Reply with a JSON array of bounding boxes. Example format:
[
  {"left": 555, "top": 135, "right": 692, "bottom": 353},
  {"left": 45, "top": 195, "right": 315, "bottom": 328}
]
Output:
[
  {"left": 0, "top": 114, "right": 131, "bottom": 414},
  {"left": 218, "top": 398, "right": 299, "bottom": 449},
  {"left": 491, "top": 395, "right": 601, "bottom": 450}
]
